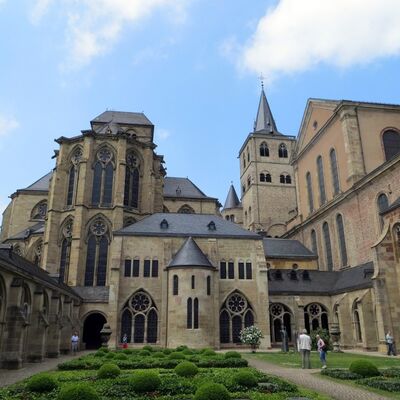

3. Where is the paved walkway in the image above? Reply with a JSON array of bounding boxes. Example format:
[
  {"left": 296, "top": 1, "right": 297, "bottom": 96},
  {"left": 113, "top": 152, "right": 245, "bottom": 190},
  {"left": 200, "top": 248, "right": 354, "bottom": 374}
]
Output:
[
  {"left": 0, "top": 352, "right": 90, "bottom": 388},
  {"left": 246, "top": 356, "right": 390, "bottom": 400}
]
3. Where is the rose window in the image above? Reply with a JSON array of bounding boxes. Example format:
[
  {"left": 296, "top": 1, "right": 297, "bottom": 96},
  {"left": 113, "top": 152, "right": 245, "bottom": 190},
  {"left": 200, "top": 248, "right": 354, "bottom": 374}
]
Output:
[
  {"left": 309, "top": 303, "right": 321, "bottom": 316},
  {"left": 131, "top": 292, "right": 151, "bottom": 312},
  {"left": 270, "top": 304, "right": 283, "bottom": 317},
  {"left": 227, "top": 294, "right": 247, "bottom": 313},
  {"left": 97, "top": 148, "right": 112, "bottom": 163},
  {"left": 90, "top": 220, "right": 107, "bottom": 236},
  {"left": 127, "top": 153, "right": 138, "bottom": 167},
  {"left": 72, "top": 148, "right": 83, "bottom": 164}
]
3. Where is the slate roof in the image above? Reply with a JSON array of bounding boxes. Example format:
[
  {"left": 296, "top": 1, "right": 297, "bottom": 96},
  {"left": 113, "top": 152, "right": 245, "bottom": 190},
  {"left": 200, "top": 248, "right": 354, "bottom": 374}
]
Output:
[
  {"left": 91, "top": 111, "right": 153, "bottom": 126},
  {"left": 20, "top": 171, "right": 52, "bottom": 192},
  {"left": 72, "top": 286, "right": 109, "bottom": 303},
  {"left": 0, "top": 245, "right": 80, "bottom": 299},
  {"left": 263, "top": 238, "right": 317, "bottom": 259},
  {"left": 115, "top": 213, "right": 260, "bottom": 239},
  {"left": 168, "top": 237, "right": 214, "bottom": 269},
  {"left": 254, "top": 88, "right": 282, "bottom": 135},
  {"left": 7, "top": 222, "right": 45, "bottom": 240},
  {"left": 381, "top": 197, "right": 400, "bottom": 215},
  {"left": 164, "top": 177, "right": 215, "bottom": 199},
  {"left": 223, "top": 184, "right": 241, "bottom": 209},
  {"left": 268, "top": 262, "right": 374, "bottom": 295}
]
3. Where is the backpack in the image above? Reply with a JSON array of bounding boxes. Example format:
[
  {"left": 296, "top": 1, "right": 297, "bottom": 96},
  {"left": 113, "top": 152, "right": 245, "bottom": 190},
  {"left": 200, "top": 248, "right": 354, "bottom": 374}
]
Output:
[{"left": 321, "top": 344, "right": 328, "bottom": 352}]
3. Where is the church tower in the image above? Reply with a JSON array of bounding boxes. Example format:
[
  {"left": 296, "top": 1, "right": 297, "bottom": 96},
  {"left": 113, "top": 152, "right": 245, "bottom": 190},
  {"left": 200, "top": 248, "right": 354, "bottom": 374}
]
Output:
[{"left": 239, "top": 87, "right": 297, "bottom": 236}]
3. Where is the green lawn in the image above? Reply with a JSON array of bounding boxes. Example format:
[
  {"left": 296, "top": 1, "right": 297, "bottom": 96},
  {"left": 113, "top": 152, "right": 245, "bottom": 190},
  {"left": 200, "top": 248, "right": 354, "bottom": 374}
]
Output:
[{"left": 249, "top": 351, "right": 400, "bottom": 369}]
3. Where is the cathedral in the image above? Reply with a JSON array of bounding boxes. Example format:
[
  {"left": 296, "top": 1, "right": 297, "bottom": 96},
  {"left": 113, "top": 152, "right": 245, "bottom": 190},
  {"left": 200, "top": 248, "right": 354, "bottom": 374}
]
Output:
[{"left": 1, "top": 88, "right": 400, "bottom": 369}]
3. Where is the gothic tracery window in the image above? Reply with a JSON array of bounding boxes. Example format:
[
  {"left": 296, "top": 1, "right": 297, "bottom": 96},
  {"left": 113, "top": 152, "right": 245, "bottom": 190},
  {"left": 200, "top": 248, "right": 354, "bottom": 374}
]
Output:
[
  {"left": 84, "top": 218, "right": 109, "bottom": 286},
  {"left": 67, "top": 147, "right": 83, "bottom": 206},
  {"left": 382, "top": 130, "right": 400, "bottom": 161},
  {"left": 219, "top": 293, "right": 254, "bottom": 344},
  {"left": 278, "top": 143, "right": 288, "bottom": 158},
  {"left": 31, "top": 201, "right": 47, "bottom": 220},
  {"left": 269, "top": 303, "right": 292, "bottom": 343},
  {"left": 304, "top": 303, "right": 329, "bottom": 332},
  {"left": 92, "top": 147, "right": 114, "bottom": 206},
  {"left": 120, "top": 291, "right": 158, "bottom": 343},
  {"left": 124, "top": 151, "right": 140, "bottom": 208},
  {"left": 178, "top": 204, "right": 195, "bottom": 214},
  {"left": 260, "top": 142, "right": 269, "bottom": 157}
]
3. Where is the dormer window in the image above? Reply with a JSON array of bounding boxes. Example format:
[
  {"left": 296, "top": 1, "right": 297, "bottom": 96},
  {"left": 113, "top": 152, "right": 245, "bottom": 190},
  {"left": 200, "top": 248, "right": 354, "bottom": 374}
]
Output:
[
  {"left": 207, "top": 221, "right": 216, "bottom": 231},
  {"left": 302, "top": 270, "right": 310, "bottom": 280},
  {"left": 274, "top": 270, "right": 283, "bottom": 280},
  {"left": 160, "top": 219, "right": 169, "bottom": 229},
  {"left": 289, "top": 270, "right": 297, "bottom": 280},
  {"left": 176, "top": 186, "right": 182, "bottom": 196}
]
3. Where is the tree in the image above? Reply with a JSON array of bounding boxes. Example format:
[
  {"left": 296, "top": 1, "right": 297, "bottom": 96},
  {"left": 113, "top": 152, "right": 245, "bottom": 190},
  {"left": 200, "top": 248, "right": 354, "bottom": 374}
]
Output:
[{"left": 240, "top": 325, "right": 263, "bottom": 352}]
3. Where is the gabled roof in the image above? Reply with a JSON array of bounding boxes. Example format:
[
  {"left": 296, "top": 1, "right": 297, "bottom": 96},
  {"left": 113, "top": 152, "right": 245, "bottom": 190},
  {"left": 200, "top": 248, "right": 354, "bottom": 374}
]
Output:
[
  {"left": 263, "top": 238, "right": 317, "bottom": 260},
  {"left": 268, "top": 262, "right": 374, "bottom": 295},
  {"left": 168, "top": 237, "right": 214, "bottom": 269},
  {"left": 254, "top": 87, "right": 281, "bottom": 135},
  {"left": 91, "top": 111, "right": 153, "bottom": 126},
  {"left": 223, "top": 184, "right": 241, "bottom": 210},
  {"left": 7, "top": 222, "right": 45, "bottom": 240},
  {"left": 19, "top": 171, "right": 53, "bottom": 192},
  {"left": 164, "top": 177, "right": 215, "bottom": 200},
  {"left": 115, "top": 213, "right": 260, "bottom": 239}
]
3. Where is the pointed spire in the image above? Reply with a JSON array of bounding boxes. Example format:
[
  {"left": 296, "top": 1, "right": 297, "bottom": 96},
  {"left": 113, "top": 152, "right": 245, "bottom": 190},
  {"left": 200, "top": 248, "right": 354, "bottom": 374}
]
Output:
[
  {"left": 254, "top": 86, "right": 279, "bottom": 134},
  {"left": 223, "top": 184, "right": 241, "bottom": 210},
  {"left": 168, "top": 237, "right": 214, "bottom": 268}
]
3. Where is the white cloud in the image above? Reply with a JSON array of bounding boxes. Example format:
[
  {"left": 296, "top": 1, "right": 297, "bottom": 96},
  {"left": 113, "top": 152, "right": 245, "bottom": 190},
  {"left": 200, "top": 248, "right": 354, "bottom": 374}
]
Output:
[
  {"left": 30, "top": 0, "right": 53, "bottom": 24},
  {"left": 240, "top": 0, "right": 400, "bottom": 79},
  {"left": 57, "top": 0, "right": 190, "bottom": 70},
  {"left": 155, "top": 128, "right": 171, "bottom": 141},
  {"left": 0, "top": 114, "right": 19, "bottom": 137}
]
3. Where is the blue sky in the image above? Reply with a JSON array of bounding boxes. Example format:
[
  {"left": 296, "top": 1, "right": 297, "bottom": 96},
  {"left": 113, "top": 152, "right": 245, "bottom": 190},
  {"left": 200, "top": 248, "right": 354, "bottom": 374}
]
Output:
[{"left": 1, "top": 0, "right": 400, "bottom": 216}]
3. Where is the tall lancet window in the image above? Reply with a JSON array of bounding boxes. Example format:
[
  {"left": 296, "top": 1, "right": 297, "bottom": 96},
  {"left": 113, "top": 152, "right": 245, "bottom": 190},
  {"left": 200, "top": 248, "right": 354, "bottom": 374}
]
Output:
[
  {"left": 84, "top": 218, "right": 109, "bottom": 286},
  {"left": 59, "top": 219, "right": 73, "bottom": 284},
  {"left": 66, "top": 147, "right": 83, "bottom": 206},
  {"left": 92, "top": 147, "right": 114, "bottom": 206},
  {"left": 124, "top": 151, "right": 140, "bottom": 208}
]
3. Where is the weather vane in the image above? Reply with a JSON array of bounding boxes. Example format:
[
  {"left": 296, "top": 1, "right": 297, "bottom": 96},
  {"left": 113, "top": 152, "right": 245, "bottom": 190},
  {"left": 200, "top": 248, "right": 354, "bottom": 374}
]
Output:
[{"left": 259, "top": 74, "right": 265, "bottom": 89}]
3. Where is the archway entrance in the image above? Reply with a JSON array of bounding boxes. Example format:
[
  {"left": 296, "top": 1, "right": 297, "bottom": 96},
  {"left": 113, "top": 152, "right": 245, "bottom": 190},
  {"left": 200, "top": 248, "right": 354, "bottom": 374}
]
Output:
[{"left": 82, "top": 313, "right": 106, "bottom": 349}]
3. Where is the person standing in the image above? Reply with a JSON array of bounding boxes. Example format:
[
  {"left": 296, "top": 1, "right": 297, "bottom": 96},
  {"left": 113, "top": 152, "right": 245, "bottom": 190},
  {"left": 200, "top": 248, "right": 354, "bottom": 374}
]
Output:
[
  {"left": 299, "top": 329, "right": 312, "bottom": 369},
  {"left": 71, "top": 331, "right": 79, "bottom": 354},
  {"left": 386, "top": 331, "right": 396, "bottom": 356},
  {"left": 122, "top": 333, "right": 128, "bottom": 349},
  {"left": 316, "top": 334, "right": 327, "bottom": 369}
]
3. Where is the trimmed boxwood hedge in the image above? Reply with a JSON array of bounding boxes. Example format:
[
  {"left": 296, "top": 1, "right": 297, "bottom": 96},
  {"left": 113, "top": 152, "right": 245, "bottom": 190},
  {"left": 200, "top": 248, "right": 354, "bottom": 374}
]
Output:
[
  {"left": 26, "top": 373, "right": 58, "bottom": 393},
  {"left": 194, "top": 383, "right": 230, "bottom": 400},
  {"left": 320, "top": 368, "right": 362, "bottom": 380},
  {"left": 358, "top": 377, "right": 400, "bottom": 392},
  {"left": 224, "top": 351, "right": 241, "bottom": 359},
  {"left": 57, "top": 383, "right": 99, "bottom": 400},
  {"left": 97, "top": 363, "right": 121, "bottom": 379},
  {"left": 130, "top": 371, "right": 161, "bottom": 393},
  {"left": 174, "top": 361, "right": 199, "bottom": 377},
  {"left": 349, "top": 360, "right": 379, "bottom": 377},
  {"left": 233, "top": 370, "right": 258, "bottom": 387}
]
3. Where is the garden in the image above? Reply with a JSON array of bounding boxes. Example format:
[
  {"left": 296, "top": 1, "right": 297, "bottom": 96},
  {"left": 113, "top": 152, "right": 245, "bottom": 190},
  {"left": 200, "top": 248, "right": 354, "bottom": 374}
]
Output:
[{"left": 0, "top": 346, "right": 329, "bottom": 400}]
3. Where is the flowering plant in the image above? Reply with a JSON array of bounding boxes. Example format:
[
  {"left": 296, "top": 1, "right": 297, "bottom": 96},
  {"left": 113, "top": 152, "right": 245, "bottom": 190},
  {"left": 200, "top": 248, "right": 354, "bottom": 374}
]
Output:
[{"left": 239, "top": 325, "right": 263, "bottom": 352}]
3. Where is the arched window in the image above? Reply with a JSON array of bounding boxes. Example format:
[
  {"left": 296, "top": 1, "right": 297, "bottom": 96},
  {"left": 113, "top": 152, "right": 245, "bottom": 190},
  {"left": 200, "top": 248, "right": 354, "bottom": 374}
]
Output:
[
  {"left": 265, "top": 173, "right": 271, "bottom": 183},
  {"left": 304, "top": 303, "right": 329, "bottom": 332},
  {"left": 92, "top": 147, "right": 114, "bottom": 206},
  {"left": 66, "top": 147, "right": 82, "bottom": 206},
  {"left": 285, "top": 175, "right": 291, "bottom": 184},
  {"left": 336, "top": 214, "right": 348, "bottom": 267},
  {"left": 260, "top": 142, "right": 269, "bottom": 157},
  {"left": 84, "top": 218, "right": 109, "bottom": 286},
  {"left": 310, "top": 229, "right": 318, "bottom": 257},
  {"left": 120, "top": 291, "right": 158, "bottom": 343},
  {"left": 207, "top": 276, "right": 211, "bottom": 295},
  {"left": 21, "top": 285, "right": 31, "bottom": 321},
  {"left": 191, "top": 275, "right": 195, "bottom": 289},
  {"left": 317, "top": 156, "right": 326, "bottom": 205},
  {"left": 383, "top": 130, "right": 400, "bottom": 161},
  {"left": 243, "top": 154, "right": 246, "bottom": 169},
  {"left": 219, "top": 292, "right": 254, "bottom": 344},
  {"left": 278, "top": 143, "right": 288, "bottom": 158},
  {"left": 353, "top": 301, "right": 362, "bottom": 343},
  {"left": 178, "top": 204, "right": 195, "bottom": 214},
  {"left": 59, "top": 219, "right": 73, "bottom": 283},
  {"left": 377, "top": 193, "right": 389, "bottom": 229},
  {"left": 322, "top": 222, "right": 333, "bottom": 271},
  {"left": 269, "top": 303, "right": 293, "bottom": 343},
  {"left": 280, "top": 175, "right": 285, "bottom": 184},
  {"left": 193, "top": 298, "right": 199, "bottom": 329},
  {"left": 124, "top": 151, "right": 140, "bottom": 208},
  {"left": 330, "top": 149, "right": 340, "bottom": 195},
  {"left": 260, "top": 173, "right": 265, "bottom": 182},
  {"left": 187, "top": 298, "right": 193, "bottom": 329},
  {"left": 306, "top": 172, "right": 314, "bottom": 213},
  {"left": 173, "top": 275, "right": 179, "bottom": 295},
  {"left": 247, "top": 176, "right": 251, "bottom": 188},
  {"left": 31, "top": 201, "right": 47, "bottom": 220}
]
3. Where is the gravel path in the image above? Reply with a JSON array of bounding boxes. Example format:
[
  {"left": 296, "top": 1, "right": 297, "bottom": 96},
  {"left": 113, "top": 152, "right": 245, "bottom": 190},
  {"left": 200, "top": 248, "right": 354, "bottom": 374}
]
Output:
[{"left": 247, "top": 356, "right": 390, "bottom": 400}]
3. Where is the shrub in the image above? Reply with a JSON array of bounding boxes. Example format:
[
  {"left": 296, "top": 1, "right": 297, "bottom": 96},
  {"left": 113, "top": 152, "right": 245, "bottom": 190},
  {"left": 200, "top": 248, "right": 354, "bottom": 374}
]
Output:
[
  {"left": 131, "top": 371, "right": 161, "bottom": 393},
  {"left": 163, "top": 348, "right": 172, "bottom": 355},
  {"left": 359, "top": 377, "right": 400, "bottom": 392},
  {"left": 381, "top": 368, "right": 400, "bottom": 378},
  {"left": 224, "top": 351, "right": 241, "bottom": 359},
  {"left": 182, "top": 348, "right": 194, "bottom": 355},
  {"left": 122, "top": 349, "right": 133, "bottom": 355},
  {"left": 239, "top": 325, "right": 263, "bottom": 350},
  {"left": 194, "top": 383, "right": 230, "bottom": 400},
  {"left": 169, "top": 352, "right": 186, "bottom": 360},
  {"left": 174, "top": 361, "right": 199, "bottom": 377},
  {"left": 114, "top": 353, "right": 128, "bottom": 360},
  {"left": 105, "top": 353, "right": 115, "bottom": 359},
  {"left": 94, "top": 352, "right": 104, "bottom": 358},
  {"left": 139, "top": 350, "right": 151, "bottom": 357},
  {"left": 321, "top": 368, "right": 361, "bottom": 380},
  {"left": 97, "top": 347, "right": 109, "bottom": 353},
  {"left": 233, "top": 370, "right": 258, "bottom": 388},
  {"left": 142, "top": 345, "right": 154, "bottom": 352},
  {"left": 349, "top": 360, "right": 380, "bottom": 377},
  {"left": 176, "top": 345, "right": 189, "bottom": 352},
  {"left": 26, "top": 374, "right": 58, "bottom": 393},
  {"left": 97, "top": 363, "right": 121, "bottom": 379},
  {"left": 58, "top": 384, "right": 99, "bottom": 400},
  {"left": 152, "top": 352, "right": 166, "bottom": 358},
  {"left": 202, "top": 349, "right": 216, "bottom": 356}
]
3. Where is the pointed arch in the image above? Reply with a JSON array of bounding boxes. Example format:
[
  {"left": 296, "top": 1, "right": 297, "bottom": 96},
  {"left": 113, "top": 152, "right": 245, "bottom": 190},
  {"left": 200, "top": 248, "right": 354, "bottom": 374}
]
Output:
[
  {"left": 178, "top": 204, "right": 195, "bottom": 214},
  {"left": 259, "top": 142, "right": 269, "bottom": 157},
  {"left": 124, "top": 150, "right": 141, "bottom": 208},
  {"left": 329, "top": 148, "right": 340, "bottom": 195},
  {"left": 91, "top": 145, "right": 115, "bottom": 206},
  {"left": 304, "top": 303, "right": 329, "bottom": 332},
  {"left": 66, "top": 145, "right": 83, "bottom": 206},
  {"left": 278, "top": 143, "right": 288, "bottom": 158},
  {"left": 377, "top": 193, "right": 389, "bottom": 229},
  {"left": 322, "top": 222, "right": 333, "bottom": 271},
  {"left": 382, "top": 129, "right": 400, "bottom": 161},
  {"left": 31, "top": 200, "right": 47, "bottom": 220},
  {"left": 269, "top": 303, "right": 293, "bottom": 343}
]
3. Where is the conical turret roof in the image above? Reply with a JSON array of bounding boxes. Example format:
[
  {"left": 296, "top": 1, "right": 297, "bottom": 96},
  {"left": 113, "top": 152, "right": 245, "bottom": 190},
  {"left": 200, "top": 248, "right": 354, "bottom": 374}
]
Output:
[
  {"left": 254, "top": 87, "right": 281, "bottom": 135},
  {"left": 223, "top": 184, "right": 241, "bottom": 210},
  {"left": 168, "top": 237, "right": 214, "bottom": 268}
]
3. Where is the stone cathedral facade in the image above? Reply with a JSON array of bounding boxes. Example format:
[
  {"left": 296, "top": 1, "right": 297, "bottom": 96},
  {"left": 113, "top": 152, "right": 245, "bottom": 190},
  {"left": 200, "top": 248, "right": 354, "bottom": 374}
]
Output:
[{"left": 1, "top": 89, "right": 400, "bottom": 369}]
